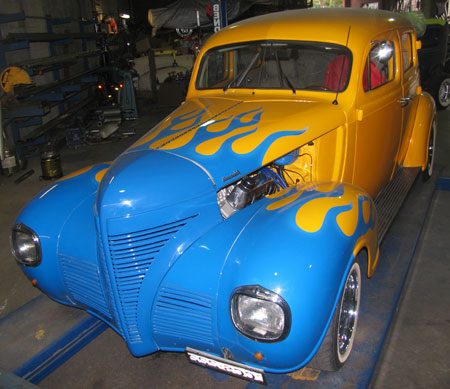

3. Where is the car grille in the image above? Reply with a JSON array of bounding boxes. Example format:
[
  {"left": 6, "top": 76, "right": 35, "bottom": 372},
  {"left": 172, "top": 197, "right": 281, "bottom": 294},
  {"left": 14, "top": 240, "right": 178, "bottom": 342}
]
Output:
[
  {"left": 106, "top": 216, "right": 196, "bottom": 344},
  {"left": 61, "top": 255, "right": 111, "bottom": 320},
  {"left": 152, "top": 285, "right": 214, "bottom": 347}
]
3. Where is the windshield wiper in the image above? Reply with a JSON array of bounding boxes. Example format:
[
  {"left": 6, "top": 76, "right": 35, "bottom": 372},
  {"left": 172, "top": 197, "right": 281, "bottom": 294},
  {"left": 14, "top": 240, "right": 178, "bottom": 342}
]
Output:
[
  {"left": 282, "top": 71, "right": 296, "bottom": 95},
  {"left": 223, "top": 51, "right": 261, "bottom": 92},
  {"left": 223, "top": 71, "right": 243, "bottom": 92},
  {"left": 275, "top": 51, "right": 296, "bottom": 95}
]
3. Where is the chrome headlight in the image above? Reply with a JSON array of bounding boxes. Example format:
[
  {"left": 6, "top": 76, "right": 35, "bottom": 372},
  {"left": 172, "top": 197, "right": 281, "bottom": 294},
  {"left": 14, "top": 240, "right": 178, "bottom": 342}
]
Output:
[
  {"left": 230, "top": 285, "right": 291, "bottom": 342},
  {"left": 10, "top": 223, "right": 42, "bottom": 267}
]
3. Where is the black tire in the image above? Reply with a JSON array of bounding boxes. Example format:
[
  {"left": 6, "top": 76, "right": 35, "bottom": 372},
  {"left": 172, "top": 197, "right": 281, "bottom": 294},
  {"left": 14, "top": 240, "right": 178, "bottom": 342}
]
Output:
[
  {"left": 308, "top": 251, "right": 366, "bottom": 371},
  {"left": 435, "top": 75, "right": 450, "bottom": 110},
  {"left": 422, "top": 119, "right": 436, "bottom": 181}
]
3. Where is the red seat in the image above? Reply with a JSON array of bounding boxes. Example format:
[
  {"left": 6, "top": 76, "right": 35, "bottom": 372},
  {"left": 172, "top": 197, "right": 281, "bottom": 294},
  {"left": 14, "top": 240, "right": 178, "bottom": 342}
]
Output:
[
  {"left": 363, "top": 61, "right": 385, "bottom": 91},
  {"left": 324, "top": 55, "right": 349, "bottom": 91}
]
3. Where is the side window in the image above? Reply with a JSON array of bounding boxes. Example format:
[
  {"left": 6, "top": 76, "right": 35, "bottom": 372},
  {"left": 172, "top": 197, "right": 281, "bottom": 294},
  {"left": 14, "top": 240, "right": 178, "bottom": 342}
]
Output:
[
  {"left": 401, "top": 32, "right": 413, "bottom": 72},
  {"left": 363, "top": 40, "right": 395, "bottom": 92}
]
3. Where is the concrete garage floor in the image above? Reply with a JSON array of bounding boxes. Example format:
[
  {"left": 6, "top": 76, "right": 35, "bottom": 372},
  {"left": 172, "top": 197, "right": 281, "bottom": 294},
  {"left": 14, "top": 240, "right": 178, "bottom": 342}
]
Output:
[{"left": 1, "top": 102, "right": 449, "bottom": 388}]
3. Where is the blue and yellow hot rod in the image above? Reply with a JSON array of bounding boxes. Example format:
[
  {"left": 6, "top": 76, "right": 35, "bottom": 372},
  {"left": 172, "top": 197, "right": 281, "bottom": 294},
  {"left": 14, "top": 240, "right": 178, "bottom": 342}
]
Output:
[{"left": 11, "top": 8, "right": 435, "bottom": 383}]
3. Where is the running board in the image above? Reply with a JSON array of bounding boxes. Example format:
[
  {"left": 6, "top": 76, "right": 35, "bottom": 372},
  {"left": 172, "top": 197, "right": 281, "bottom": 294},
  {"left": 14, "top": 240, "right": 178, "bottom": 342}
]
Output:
[{"left": 374, "top": 167, "right": 420, "bottom": 243}]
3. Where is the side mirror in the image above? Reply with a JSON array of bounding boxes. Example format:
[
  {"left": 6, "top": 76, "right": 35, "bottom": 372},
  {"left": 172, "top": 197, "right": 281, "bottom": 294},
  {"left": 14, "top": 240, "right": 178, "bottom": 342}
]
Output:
[{"left": 416, "top": 40, "right": 422, "bottom": 50}]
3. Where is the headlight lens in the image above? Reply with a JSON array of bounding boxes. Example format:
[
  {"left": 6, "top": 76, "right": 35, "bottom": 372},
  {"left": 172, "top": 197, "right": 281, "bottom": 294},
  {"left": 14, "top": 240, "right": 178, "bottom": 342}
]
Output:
[
  {"left": 230, "top": 285, "right": 291, "bottom": 342},
  {"left": 10, "top": 223, "right": 42, "bottom": 267}
]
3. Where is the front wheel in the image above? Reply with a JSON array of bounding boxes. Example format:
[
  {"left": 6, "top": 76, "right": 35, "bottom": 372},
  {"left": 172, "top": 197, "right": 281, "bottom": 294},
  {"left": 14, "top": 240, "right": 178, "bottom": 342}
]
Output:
[{"left": 308, "top": 252, "right": 364, "bottom": 371}]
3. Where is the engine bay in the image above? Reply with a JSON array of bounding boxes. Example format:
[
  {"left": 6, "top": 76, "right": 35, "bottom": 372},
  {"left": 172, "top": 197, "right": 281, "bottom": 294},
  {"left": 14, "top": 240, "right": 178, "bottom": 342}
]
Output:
[{"left": 217, "top": 146, "right": 314, "bottom": 219}]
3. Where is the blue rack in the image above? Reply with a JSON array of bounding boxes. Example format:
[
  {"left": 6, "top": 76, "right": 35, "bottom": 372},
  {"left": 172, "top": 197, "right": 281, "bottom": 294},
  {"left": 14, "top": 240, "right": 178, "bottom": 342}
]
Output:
[{"left": 0, "top": 12, "right": 103, "bottom": 161}]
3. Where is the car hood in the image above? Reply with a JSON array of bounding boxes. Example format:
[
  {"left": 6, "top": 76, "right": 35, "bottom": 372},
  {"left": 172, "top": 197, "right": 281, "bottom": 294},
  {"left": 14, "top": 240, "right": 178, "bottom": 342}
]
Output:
[{"left": 128, "top": 96, "right": 346, "bottom": 188}]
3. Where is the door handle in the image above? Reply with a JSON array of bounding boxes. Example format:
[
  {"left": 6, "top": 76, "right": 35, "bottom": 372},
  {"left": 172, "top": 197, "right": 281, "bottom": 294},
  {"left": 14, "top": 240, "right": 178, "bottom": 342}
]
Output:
[{"left": 397, "top": 97, "right": 413, "bottom": 107}]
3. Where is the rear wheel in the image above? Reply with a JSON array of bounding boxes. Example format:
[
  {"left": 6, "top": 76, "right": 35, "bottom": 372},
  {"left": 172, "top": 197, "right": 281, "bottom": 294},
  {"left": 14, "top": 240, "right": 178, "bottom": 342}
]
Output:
[
  {"left": 423, "top": 120, "right": 436, "bottom": 181},
  {"left": 308, "top": 252, "right": 365, "bottom": 371},
  {"left": 436, "top": 75, "right": 450, "bottom": 110}
]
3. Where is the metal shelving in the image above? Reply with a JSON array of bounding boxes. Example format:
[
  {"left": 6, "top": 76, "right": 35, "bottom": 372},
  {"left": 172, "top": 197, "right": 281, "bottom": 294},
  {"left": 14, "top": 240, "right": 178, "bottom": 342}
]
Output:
[{"left": 0, "top": 12, "right": 103, "bottom": 161}]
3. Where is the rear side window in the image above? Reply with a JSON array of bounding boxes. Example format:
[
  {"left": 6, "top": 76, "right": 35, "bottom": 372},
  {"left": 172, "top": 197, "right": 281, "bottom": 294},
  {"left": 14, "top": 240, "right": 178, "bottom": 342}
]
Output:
[
  {"left": 363, "top": 40, "right": 395, "bottom": 92},
  {"left": 402, "top": 32, "right": 414, "bottom": 72}
]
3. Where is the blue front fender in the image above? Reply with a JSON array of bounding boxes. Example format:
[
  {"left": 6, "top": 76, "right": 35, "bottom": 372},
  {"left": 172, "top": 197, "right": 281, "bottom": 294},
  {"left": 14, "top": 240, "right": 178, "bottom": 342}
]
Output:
[
  {"left": 156, "top": 182, "right": 377, "bottom": 373},
  {"left": 218, "top": 182, "right": 377, "bottom": 372}
]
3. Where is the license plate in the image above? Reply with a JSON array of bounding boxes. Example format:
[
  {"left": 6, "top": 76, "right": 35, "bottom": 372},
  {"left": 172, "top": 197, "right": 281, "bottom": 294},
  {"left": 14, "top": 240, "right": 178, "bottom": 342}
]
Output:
[{"left": 185, "top": 347, "right": 267, "bottom": 385}]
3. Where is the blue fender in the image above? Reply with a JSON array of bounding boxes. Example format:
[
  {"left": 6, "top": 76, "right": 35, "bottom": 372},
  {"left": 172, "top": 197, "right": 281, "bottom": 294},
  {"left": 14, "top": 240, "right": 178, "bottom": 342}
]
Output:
[
  {"left": 16, "top": 164, "right": 110, "bottom": 305},
  {"left": 155, "top": 181, "right": 377, "bottom": 373},
  {"left": 217, "top": 182, "right": 377, "bottom": 372}
]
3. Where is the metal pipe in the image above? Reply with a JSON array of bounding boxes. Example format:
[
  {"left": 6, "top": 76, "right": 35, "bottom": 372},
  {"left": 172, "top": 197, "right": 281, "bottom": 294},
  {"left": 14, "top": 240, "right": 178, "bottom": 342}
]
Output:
[
  {"left": 102, "top": 109, "right": 121, "bottom": 116},
  {"left": 15, "top": 68, "right": 100, "bottom": 100},
  {"left": 6, "top": 32, "right": 105, "bottom": 42},
  {"left": 100, "top": 122, "right": 120, "bottom": 138},
  {"left": 14, "top": 169, "right": 34, "bottom": 184},
  {"left": 103, "top": 116, "right": 121, "bottom": 123},
  {"left": 0, "top": 99, "right": 4, "bottom": 161}
]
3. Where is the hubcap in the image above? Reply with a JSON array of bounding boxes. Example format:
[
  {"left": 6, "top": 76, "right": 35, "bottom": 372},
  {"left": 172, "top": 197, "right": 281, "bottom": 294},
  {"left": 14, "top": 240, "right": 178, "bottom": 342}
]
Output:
[
  {"left": 439, "top": 79, "right": 450, "bottom": 107},
  {"left": 337, "top": 262, "right": 361, "bottom": 363}
]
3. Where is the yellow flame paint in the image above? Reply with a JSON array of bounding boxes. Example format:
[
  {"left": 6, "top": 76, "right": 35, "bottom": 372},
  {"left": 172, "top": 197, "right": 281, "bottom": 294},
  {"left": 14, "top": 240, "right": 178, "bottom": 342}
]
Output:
[
  {"left": 95, "top": 168, "right": 109, "bottom": 183},
  {"left": 156, "top": 114, "right": 235, "bottom": 151},
  {"left": 336, "top": 199, "right": 359, "bottom": 237},
  {"left": 295, "top": 186, "right": 360, "bottom": 235},
  {"left": 57, "top": 165, "right": 93, "bottom": 182},
  {"left": 363, "top": 199, "right": 370, "bottom": 224},
  {"left": 196, "top": 125, "right": 256, "bottom": 155},
  {"left": 152, "top": 129, "right": 197, "bottom": 150},
  {"left": 314, "top": 182, "right": 337, "bottom": 193},
  {"left": 233, "top": 128, "right": 306, "bottom": 157},
  {"left": 260, "top": 133, "right": 309, "bottom": 165},
  {"left": 352, "top": 224, "right": 378, "bottom": 278},
  {"left": 194, "top": 110, "right": 262, "bottom": 155},
  {"left": 132, "top": 119, "right": 169, "bottom": 148},
  {"left": 296, "top": 196, "right": 348, "bottom": 233},
  {"left": 150, "top": 114, "right": 232, "bottom": 151},
  {"left": 266, "top": 183, "right": 337, "bottom": 212}
]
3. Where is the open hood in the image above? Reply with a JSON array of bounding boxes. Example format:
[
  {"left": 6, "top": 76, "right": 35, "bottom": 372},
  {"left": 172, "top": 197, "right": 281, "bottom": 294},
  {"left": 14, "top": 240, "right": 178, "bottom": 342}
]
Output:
[{"left": 128, "top": 96, "right": 346, "bottom": 188}]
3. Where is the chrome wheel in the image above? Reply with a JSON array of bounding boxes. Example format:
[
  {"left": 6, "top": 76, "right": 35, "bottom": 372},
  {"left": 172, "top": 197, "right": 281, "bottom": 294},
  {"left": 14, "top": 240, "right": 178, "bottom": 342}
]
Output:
[
  {"left": 308, "top": 254, "right": 365, "bottom": 371},
  {"left": 438, "top": 78, "right": 450, "bottom": 109},
  {"left": 426, "top": 122, "right": 436, "bottom": 177},
  {"left": 337, "top": 261, "right": 361, "bottom": 364}
]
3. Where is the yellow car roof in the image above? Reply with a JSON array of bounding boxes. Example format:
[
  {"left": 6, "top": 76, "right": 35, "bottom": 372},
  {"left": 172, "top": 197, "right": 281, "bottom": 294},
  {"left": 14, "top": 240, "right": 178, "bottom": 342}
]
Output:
[{"left": 202, "top": 8, "right": 413, "bottom": 50}]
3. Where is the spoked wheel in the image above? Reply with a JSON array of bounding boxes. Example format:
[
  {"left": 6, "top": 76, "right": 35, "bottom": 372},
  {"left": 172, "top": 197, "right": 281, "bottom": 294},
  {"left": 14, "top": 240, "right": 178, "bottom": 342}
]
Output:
[
  {"left": 423, "top": 119, "right": 436, "bottom": 181},
  {"left": 437, "top": 76, "right": 450, "bottom": 110},
  {"left": 336, "top": 261, "right": 361, "bottom": 365},
  {"left": 308, "top": 252, "right": 365, "bottom": 371}
]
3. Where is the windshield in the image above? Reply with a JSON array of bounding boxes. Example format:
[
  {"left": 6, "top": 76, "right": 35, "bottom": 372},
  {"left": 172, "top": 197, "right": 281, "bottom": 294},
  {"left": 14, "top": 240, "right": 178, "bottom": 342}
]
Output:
[{"left": 196, "top": 40, "right": 352, "bottom": 92}]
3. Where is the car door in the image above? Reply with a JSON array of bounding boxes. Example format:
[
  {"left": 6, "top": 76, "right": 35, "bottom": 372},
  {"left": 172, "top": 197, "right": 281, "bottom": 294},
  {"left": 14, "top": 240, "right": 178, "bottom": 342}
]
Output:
[
  {"left": 353, "top": 33, "right": 403, "bottom": 198},
  {"left": 397, "top": 29, "right": 421, "bottom": 164}
]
